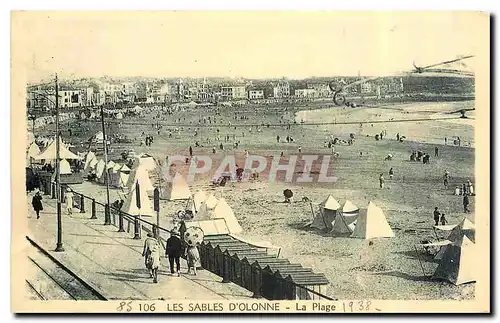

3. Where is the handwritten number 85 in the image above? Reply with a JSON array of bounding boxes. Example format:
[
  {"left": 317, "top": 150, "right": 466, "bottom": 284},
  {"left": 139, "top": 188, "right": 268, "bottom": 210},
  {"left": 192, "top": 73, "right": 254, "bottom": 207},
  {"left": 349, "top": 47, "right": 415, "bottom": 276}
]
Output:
[{"left": 117, "top": 301, "right": 133, "bottom": 312}]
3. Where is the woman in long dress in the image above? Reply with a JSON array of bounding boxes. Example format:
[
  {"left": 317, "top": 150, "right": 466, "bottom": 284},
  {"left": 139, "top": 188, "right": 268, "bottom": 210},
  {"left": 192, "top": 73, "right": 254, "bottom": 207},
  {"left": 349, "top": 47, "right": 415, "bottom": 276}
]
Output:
[{"left": 142, "top": 232, "right": 160, "bottom": 283}]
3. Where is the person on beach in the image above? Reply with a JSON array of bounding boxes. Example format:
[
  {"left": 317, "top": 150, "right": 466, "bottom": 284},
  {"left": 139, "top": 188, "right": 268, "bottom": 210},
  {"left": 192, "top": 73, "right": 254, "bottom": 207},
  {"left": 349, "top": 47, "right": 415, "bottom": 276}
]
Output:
[
  {"left": 440, "top": 214, "right": 448, "bottom": 226},
  {"left": 433, "top": 207, "right": 441, "bottom": 226},
  {"left": 166, "top": 230, "right": 183, "bottom": 276},
  {"left": 463, "top": 194, "right": 471, "bottom": 213},
  {"left": 65, "top": 188, "right": 74, "bottom": 215},
  {"left": 389, "top": 168, "right": 394, "bottom": 179},
  {"left": 32, "top": 190, "right": 43, "bottom": 219},
  {"left": 468, "top": 180, "right": 475, "bottom": 196},
  {"left": 435, "top": 147, "right": 439, "bottom": 157},
  {"left": 142, "top": 232, "right": 160, "bottom": 283},
  {"left": 443, "top": 171, "right": 450, "bottom": 189},
  {"left": 379, "top": 173, "right": 385, "bottom": 189}
]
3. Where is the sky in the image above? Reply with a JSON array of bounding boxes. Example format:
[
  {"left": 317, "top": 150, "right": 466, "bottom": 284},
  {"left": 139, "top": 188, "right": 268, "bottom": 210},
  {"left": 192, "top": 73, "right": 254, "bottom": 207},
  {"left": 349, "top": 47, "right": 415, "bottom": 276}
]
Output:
[{"left": 11, "top": 11, "right": 487, "bottom": 83}]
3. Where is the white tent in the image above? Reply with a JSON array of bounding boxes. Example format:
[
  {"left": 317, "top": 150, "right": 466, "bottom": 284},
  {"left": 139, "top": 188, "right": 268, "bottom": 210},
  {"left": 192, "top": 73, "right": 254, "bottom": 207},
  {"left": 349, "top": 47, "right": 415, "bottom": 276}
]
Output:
[
  {"left": 160, "top": 173, "right": 191, "bottom": 200},
  {"left": 84, "top": 151, "right": 96, "bottom": 170},
  {"left": 197, "top": 195, "right": 219, "bottom": 219},
  {"left": 310, "top": 195, "right": 341, "bottom": 231},
  {"left": 432, "top": 235, "right": 475, "bottom": 285},
  {"left": 95, "top": 160, "right": 106, "bottom": 180},
  {"left": 342, "top": 200, "right": 360, "bottom": 215},
  {"left": 92, "top": 131, "right": 105, "bottom": 143},
  {"left": 27, "top": 142, "right": 41, "bottom": 159},
  {"left": 210, "top": 198, "right": 243, "bottom": 234},
  {"left": 35, "top": 137, "right": 82, "bottom": 160},
  {"left": 120, "top": 164, "right": 131, "bottom": 172},
  {"left": 332, "top": 212, "right": 358, "bottom": 234},
  {"left": 121, "top": 180, "right": 154, "bottom": 216},
  {"left": 87, "top": 157, "right": 99, "bottom": 172},
  {"left": 435, "top": 218, "right": 476, "bottom": 260},
  {"left": 59, "top": 159, "right": 72, "bottom": 175},
  {"left": 115, "top": 112, "right": 123, "bottom": 120},
  {"left": 134, "top": 154, "right": 157, "bottom": 172},
  {"left": 126, "top": 165, "right": 154, "bottom": 192},
  {"left": 192, "top": 190, "right": 207, "bottom": 213},
  {"left": 350, "top": 202, "right": 394, "bottom": 239}
]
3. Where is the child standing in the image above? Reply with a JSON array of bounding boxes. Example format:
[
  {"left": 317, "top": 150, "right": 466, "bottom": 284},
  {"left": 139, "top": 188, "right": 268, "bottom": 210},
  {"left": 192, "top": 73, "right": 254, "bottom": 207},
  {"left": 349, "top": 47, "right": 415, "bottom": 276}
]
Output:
[{"left": 185, "top": 244, "right": 200, "bottom": 275}]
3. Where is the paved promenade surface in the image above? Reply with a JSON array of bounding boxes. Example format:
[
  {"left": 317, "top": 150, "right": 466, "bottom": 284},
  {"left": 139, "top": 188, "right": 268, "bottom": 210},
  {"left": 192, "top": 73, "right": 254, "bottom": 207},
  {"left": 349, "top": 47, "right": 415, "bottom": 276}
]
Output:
[{"left": 26, "top": 193, "right": 253, "bottom": 300}]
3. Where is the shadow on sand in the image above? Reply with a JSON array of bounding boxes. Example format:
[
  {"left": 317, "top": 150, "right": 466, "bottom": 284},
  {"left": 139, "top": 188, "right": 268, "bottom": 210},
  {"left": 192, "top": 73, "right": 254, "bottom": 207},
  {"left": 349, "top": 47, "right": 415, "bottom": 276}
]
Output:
[{"left": 373, "top": 270, "right": 431, "bottom": 282}]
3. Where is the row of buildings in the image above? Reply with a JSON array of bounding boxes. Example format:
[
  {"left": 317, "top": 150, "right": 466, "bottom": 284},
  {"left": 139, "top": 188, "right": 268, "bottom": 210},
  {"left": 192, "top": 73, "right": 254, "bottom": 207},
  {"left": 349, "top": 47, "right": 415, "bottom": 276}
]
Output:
[{"left": 26, "top": 76, "right": 407, "bottom": 111}]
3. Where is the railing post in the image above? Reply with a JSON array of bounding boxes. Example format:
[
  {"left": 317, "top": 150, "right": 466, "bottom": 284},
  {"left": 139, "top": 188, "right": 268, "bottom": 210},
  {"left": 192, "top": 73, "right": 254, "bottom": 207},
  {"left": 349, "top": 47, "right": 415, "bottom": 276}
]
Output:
[
  {"left": 222, "top": 252, "right": 230, "bottom": 283},
  {"left": 91, "top": 199, "right": 97, "bottom": 219},
  {"left": 133, "top": 216, "right": 141, "bottom": 239},
  {"left": 118, "top": 211, "right": 125, "bottom": 232},
  {"left": 80, "top": 194, "right": 85, "bottom": 213},
  {"left": 104, "top": 204, "right": 111, "bottom": 225}
]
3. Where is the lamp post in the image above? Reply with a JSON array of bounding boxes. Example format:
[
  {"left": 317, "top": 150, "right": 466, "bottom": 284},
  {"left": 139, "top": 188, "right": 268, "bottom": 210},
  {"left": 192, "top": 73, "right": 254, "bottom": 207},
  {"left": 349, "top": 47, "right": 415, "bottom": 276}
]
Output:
[
  {"left": 100, "top": 106, "right": 112, "bottom": 225},
  {"left": 54, "top": 73, "right": 64, "bottom": 252}
]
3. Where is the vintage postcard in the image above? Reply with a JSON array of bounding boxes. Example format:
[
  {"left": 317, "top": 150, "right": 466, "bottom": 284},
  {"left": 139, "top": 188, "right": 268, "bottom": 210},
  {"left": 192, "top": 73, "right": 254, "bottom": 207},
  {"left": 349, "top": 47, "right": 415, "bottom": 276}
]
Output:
[{"left": 11, "top": 11, "right": 490, "bottom": 313}]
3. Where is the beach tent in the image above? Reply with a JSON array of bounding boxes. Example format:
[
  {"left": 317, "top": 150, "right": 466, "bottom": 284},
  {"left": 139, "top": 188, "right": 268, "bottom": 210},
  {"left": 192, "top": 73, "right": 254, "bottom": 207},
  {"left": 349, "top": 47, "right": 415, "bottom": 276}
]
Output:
[
  {"left": 332, "top": 212, "right": 358, "bottom": 234},
  {"left": 432, "top": 235, "right": 475, "bottom": 285},
  {"left": 116, "top": 112, "right": 123, "bottom": 120},
  {"left": 27, "top": 142, "right": 41, "bottom": 159},
  {"left": 197, "top": 195, "right": 219, "bottom": 219},
  {"left": 95, "top": 160, "right": 106, "bottom": 180},
  {"left": 342, "top": 200, "right": 360, "bottom": 215},
  {"left": 35, "top": 137, "right": 82, "bottom": 160},
  {"left": 59, "top": 159, "right": 72, "bottom": 175},
  {"left": 192, "top": 190, "right": 208, "bottom": 213},
  {"left": 435, "top": 218, "right": 475, "bottom": 260},
  {"left": 350, "top": 202, "right": 394, "bottom": 239},
  {"left": 86, "top": 157, "right": 99, "bottom": 173},
  {"left": 126, "top": 165, "right": 154, "bottom": 192},
  {"left": 91, "top": 131, "right": 104, "bottom": 143},
  {"left": 310, "top": 195, "right": 341, "bottom": 231},
  {"left": 159, "top": 172, "right": 191, "bottom": 200},
  {"left": 84, "top": 151, "right": 96, "bottom": 169},
  {"left": 120, "top": 164, "right": 131, "bottom": 172},
  {"left": 121, "top": 180, "right": 154, "bottom": 216},
  {"left": 210, "top": 198, "right": 243, "bottom": 234},
  {"left": 134, "top": 154, "right": 157, "bottom": 172}
]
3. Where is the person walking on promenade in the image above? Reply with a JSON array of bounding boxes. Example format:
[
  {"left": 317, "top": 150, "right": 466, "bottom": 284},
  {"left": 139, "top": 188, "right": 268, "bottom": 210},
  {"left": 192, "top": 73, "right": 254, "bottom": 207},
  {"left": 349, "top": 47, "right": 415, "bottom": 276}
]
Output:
[
  {"left": 142, "top": 232, "right": 160, "bottom": 283},
  {"left": 435, "top": 147, "right": 439, "bottom": 157},
  {"left": 166, "top": 230, "right": 183, "bottom": 276},
  {"left": 65, "top": 187, "right": 74, "bottom": 215},
  {"left": 32, "top": 190, "right": 43, "bottom": 219}
]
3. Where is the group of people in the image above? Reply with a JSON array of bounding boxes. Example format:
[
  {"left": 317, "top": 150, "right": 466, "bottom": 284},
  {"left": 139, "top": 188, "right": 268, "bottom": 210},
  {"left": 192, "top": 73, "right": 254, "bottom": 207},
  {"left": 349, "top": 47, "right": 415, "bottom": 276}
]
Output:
[
  {"left": 141, "top": 230, "right": 200, "bottom": 284},
  {"left": 409, "top": 150, "right": 431, "bottom": 164}
]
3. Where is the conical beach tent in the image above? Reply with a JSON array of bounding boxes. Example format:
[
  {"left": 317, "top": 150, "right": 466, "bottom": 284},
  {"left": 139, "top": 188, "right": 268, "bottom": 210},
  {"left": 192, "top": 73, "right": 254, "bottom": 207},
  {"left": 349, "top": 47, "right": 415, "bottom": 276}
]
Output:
[
  {"left": 109, "top": 163, "right": 123, "bottom": 187},
  {"left": 126, "top": 165, "right": 154, "bottom": 192},
  {"left": 84, "top": 151, "right": 96, "bottom": 169},
  {"left": 121, "top": 181, "right": 154, "bottom": 216},
  {"left": 95, "top": 160, "right": 106, "bottom": 179},
  {"left": 432, "top": 235, "right": 475, "bottom": 285},
  {"left": 310, "top": 195, "right": 341, "bottom": 231},
  {"left": 135, "top": 154, "right": 157, "bottom": 171},
  {"left": 160, "top": 173, "right": 191, "bottom": 200},
  {"left": 435, "top": 218, "right": 476, "bottom": 260},
  {"left": 192, "top": 190, "right": 207, "bottom": 213},
  {"left": 342, "top": 200, "right": 360, "bottom": 215},
  {"left": 59, "top": 159, "right": 72, "bottom": 175},
  {"left": 197, "top": 195, "right": 219, "bottom": 220},
  {"left": 350, "top": 202, "right": 394, "bottom": 239},
  {"left": 210, "top": 198, "right": 243, "bottom": 234},
  {"left": 27, "top": 142, "right": 41, "bottom": 159},
  {"left": 332, "top": 212, "right": 358, "bottom": 234}
]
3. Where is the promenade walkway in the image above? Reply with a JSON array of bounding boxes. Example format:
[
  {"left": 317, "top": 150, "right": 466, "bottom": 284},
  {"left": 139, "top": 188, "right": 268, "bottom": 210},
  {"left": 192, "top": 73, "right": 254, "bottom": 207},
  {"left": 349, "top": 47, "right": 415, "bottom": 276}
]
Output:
[{"left": 26, "top": 193, "right": 253, "bottom": 300}]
